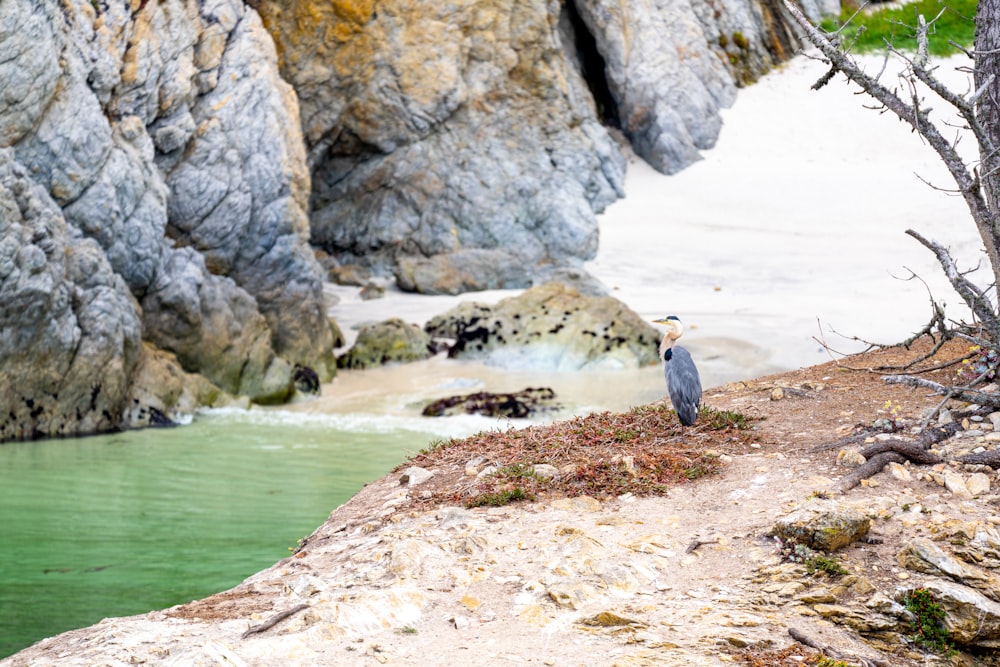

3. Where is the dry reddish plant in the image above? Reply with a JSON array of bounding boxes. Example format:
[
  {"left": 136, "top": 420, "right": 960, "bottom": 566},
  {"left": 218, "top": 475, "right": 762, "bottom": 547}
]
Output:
[{"left": 402, "top": 404, "right": 760, "bottom": 509}]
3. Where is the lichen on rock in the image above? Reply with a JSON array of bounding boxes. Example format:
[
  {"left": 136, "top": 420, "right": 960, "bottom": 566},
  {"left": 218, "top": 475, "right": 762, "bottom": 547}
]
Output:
[{"left": 425, "top": 282, "right": 662, "bottom": 370}]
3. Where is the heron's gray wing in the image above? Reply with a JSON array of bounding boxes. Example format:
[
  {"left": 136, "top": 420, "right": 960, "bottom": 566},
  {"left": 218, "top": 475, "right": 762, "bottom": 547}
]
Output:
[{"left": 664, "top": 346, "right": 702, "bottom": 425}]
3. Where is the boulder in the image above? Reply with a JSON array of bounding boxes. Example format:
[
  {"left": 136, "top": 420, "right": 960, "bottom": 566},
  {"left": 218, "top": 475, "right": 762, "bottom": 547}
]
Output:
[
  {"left": 422, "top": 388, "right": 560, "bottom": 418},
  {"left": 896, "top": 580, "right": 1000, "bottom": 648},
  {"left": 898, "top": 537, "right": 1000, "bottom": 600},
  {"left": 124, "top": 343, "right": 245, "bottom": 429},
  {"left": 337, "top": 318, "right": 434, "bottom": 369},
  {"left": 768, "top": 498, "right": 872, "bottom": 552},
  {"left": 424, "top": 282, "right": 662, "bottom": 370}
]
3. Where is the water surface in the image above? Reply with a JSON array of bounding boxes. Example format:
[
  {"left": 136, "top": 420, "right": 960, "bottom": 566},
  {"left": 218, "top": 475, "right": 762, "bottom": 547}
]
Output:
[{"left": 0, "top": 408, "right": 484, "bottom": 658}]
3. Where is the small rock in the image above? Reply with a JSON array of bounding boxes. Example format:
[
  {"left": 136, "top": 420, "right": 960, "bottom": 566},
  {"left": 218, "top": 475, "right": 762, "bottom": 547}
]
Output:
[
  {"left": 944, "top": 471, "right": 973, "bottom": 499},
  {"left": 531, "top": 464, "right": 559, "bottom": 479},
  {"left": 887, "top": 462, "right": 912, "bottom": 482},
  {"left": 770, "top": 387, "right": 784, "bottom": 401},
  {"left": 328, "top": 264, "right": 371, "bottom": 286},
  {"left": 968, "top": 473, "right": 991, "bottom": 497},
  {"left": 837, "top": 449, "right": 866, "bottom": 468},
  {"left": 359, "top": 282, "right": 385, "bottom": 300},
  {"left": 465, "top": 456, "right": 487, "bottom": 476},
  {"left": 399, "top": 466, "right": 434, "bottom": 487}
]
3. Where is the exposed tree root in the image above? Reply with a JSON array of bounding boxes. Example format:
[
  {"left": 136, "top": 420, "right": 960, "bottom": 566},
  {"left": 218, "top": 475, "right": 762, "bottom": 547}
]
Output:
[{"left": 833, "top": 423, "right": 962, "bottom": 492}]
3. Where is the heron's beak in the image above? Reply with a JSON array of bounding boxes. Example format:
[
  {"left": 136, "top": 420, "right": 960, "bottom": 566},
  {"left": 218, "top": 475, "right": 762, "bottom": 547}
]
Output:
[{"left": 651, "top": 317, "right": 670, "bottom": 325}]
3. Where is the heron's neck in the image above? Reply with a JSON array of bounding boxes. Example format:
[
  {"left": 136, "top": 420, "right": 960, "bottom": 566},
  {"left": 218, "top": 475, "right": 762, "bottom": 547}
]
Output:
[{"left": 659, "top": 334, "right": 675, "bottom": 360}]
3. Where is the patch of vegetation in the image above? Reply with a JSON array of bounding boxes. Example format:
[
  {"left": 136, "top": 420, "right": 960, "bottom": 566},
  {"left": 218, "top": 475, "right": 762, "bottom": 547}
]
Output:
[
  {"left": 702, "top": 407, "right": 754, "bottom": 430},
  {"left": 872, "top": 399, "right": 904, "bottom": 433},
  {"left": 402, "top": 403, "right": 760, "bottom": 509},
  {"left": 775, "top": 538, "right": 847, "bottom": 577},
  {"left": 493, "top": 463, "right": 538, "bottom": 479},
  {"left": 958, "top": 344, "right": 1000, "bottom": 384},
  {"left": 735, "top": 643, "right": 845, "bottom": 666},
  {"left": 418, "top": 438, "right": 452, "bottom": 456},
  {"left": 395, "top": 626, "right": 418, "bottom": 635},
  {"left": 820, "top": 0, "right": 976, "bottom": 56},
  {"left": 904, "top": 588, "right": 955, "bottom": 655},
  {"left": 806, "top": 554, "right": 848, "bottom": 577},
  {"left": 466, "top": 487, "right": 532, "bottom": 508},
  {"left": 814, "top": 657, "right": 850, "bottom": 667}
]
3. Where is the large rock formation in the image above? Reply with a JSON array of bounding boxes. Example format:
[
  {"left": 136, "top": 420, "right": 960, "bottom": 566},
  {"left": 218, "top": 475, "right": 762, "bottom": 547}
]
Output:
[
  {"left": 0, "top": 0, "right": 827, "bottom": 439},
  {"left": 255, "top": 0, "right": 627, "bottom": 292},
  {"left": 0, "top": 0, "right": 336, "bottom": 439},
  {"left": 256, "top": 0, "right": 811, "bottom": 291}
]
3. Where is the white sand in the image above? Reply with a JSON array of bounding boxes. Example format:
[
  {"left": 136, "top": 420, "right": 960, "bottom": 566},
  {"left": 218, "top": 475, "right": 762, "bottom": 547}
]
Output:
[{"left": 317, "top": 52, "right": 985, "bottom": 419}]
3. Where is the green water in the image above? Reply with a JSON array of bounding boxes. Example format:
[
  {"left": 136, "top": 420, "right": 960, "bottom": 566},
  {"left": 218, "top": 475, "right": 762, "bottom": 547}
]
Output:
[{"left": 0, "top": 408, "right": 478, "bottom": 658}]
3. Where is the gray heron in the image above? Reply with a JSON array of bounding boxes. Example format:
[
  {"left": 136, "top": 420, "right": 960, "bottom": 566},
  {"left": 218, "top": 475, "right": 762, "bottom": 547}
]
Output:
[{"left": 652, "top": 315, "right": 702, "bottom": 426}]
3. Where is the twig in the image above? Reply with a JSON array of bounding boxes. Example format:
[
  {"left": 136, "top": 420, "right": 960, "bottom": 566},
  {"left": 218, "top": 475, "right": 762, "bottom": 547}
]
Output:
[
  {"left": 685, "top": 537, "right": 719, "bottom": 554},
  {"left": 241, "top": 603, "right": 310, "bottom": 639},
  {"left": 788, "top": 627, "right": 889, "bottom": 666}
]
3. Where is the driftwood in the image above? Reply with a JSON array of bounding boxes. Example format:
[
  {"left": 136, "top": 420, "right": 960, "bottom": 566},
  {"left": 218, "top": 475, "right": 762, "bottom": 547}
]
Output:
[
  {"left": 241, "top": 603, "right": 310, "bottom": 639},
  {"left": 685, "top": 537, "right": 719, "bottom": 554},
  {"left": 788, "top": 627, "right": 889, "bottom": 667}
]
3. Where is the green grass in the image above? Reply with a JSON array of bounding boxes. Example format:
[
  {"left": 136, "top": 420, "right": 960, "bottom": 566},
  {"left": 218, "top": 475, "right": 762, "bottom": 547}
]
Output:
[{"left": 820, "top": 0, "right": 977, "bottom": 55}]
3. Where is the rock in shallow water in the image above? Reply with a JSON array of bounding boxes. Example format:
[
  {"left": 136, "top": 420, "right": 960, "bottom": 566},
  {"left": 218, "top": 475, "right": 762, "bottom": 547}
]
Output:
[
  {"left": 425, "top": 282, "right": 662, "bottom": 371},
  {"left": 422, "top": 387, "right": 560, "bottom": 418}
]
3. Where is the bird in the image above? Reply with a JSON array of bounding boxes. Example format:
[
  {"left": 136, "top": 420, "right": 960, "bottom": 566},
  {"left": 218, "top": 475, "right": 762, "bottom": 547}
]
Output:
[{"left": 652, "top": 315, "right": 702, "bottom": 426}]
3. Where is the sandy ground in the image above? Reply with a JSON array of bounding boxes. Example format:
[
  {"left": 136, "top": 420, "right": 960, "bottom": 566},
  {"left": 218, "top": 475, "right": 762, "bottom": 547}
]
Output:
[{"left": 319, "top": 51, "right": 985, "bottom": 419}]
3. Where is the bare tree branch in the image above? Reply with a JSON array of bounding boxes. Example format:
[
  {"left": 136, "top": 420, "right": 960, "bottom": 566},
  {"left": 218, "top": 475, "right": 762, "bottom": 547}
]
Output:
[{"left": 782, "top": 0, "right": 1000, "bottom": 295}]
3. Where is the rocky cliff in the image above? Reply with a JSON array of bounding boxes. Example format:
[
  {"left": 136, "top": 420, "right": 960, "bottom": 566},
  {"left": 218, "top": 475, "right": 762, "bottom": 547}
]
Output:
[
  {"left": 255, "top": 0, "right": 817, "bottom": 293},
  {"left": 0, "top": 0, "right": 824, "bottom": 439},
  {"left": 0, "top": 0, "right": 336, "bottom": 439}
]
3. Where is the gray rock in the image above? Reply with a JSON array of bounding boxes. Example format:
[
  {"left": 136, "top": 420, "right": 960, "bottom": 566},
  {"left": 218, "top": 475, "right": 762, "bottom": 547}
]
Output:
[
  {"left": 256, "top": 0, "right": 627, "bottom": 290},
  {"left": 337, "top": 318, "right": 433, "bottom": 369},
  {"left": 898, "top": 537, "right": 1000, "bottom": 600},
  {"left": 0, "top": 149, "right": 142, "bottom": 440},
  {"left": 897, "top": 580, "right": 1000, "bottom": 648},
  {"left": 399, "top": 467, "right": 435, "bottom": 487},
  {"left": 425, "top": 282, "right": 662, "bottom": 370},
  {"left": 0, "top": 0, "right": 337, "bottom": 438},
  {"left": 768, "top": 498, "right": 872, "bottom": 552},
  {"left": 252, "top": 0, "right": 805, "bottom": 292},
  {"left": 395, "top": 249, "right": 535, "bottom": 296}
]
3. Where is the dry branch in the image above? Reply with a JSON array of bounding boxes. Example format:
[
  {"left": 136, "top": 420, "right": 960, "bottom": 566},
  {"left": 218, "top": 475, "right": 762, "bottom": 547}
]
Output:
[
  {"left": 884, "top": 373, "right": 1000, "bottom": 407},
  {"left": 241, "top": 603, "right": 309, "bottom": 639}
]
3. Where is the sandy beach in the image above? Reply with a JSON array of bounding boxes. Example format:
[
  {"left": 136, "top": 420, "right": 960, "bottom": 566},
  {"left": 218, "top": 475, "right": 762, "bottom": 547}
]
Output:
[{"left": 319, "top": 52, "right": 984, "bottom": 417}]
